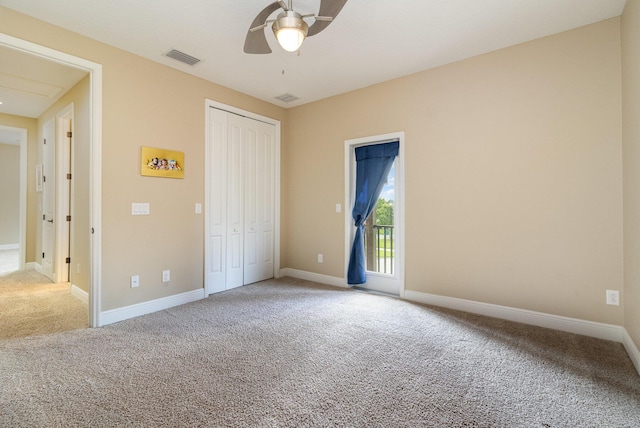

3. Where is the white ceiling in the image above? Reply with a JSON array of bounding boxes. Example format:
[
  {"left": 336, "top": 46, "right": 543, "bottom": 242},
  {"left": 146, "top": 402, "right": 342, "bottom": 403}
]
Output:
[
  {"left": 0, "top": 0, "right": 627, "bottom": 110},
  {"left": 0, "top": 44, "right": 88, "bottom": 118}
]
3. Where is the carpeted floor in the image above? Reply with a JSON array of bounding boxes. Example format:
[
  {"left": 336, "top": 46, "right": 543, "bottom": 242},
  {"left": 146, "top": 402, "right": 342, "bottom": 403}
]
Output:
[
  {"left": 0, "top": 268, "right": 88, "bottom": 339},
  {"left": 1, "top": 277, "right": 639, "bottom": 427}
]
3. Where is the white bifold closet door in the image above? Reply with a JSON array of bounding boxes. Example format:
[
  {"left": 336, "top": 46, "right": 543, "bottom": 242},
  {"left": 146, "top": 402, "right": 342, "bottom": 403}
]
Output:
[{"left": 207, "top": 108, "right": 275, "bottom": 293}]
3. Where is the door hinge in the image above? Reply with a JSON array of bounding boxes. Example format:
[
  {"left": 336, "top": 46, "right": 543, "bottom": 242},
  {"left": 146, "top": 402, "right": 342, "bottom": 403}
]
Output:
[
  {"left": 43, "top": 138, "right": 46, "bottom": 145},
  {"left": 67, "top": 131, "right": 72, "bottom": 138},
  {"left": 43, "top": 214, "right": 46, "bottom": 221},
  {"left": 67, "top": 173, "right": 72, "bottom": 180},
  {"left": 66, "top": 215, "right": 71, "bottom": 222},
  {"left": 43, "top": 175, "right": 46, "bottom": 183},
  {"left": 42, "top": 252, "right": 45, "bottom": 258},
  {"left": 65, "top": 257, "right": 71, "bottom": 264},
  {"left": 91, "top": 227, "right": 95, "bottom": 234}
]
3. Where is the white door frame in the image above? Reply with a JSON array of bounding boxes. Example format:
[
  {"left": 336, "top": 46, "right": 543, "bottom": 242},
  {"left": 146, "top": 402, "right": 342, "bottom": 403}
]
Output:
[
  {"left": 56, "top": 103, "right": 73, "bottom": 283},
  {"left": 0, "top": 34, "right": 103, "bottom": 327},
  {"left": 344, "top": 132, "right": 405, "bottom": 297},
  {"left": 0, "top": 125, "right": 28, "bottom": 270},
  {"left": 204, "top": 99, "right": 281, "bottom": 295}
]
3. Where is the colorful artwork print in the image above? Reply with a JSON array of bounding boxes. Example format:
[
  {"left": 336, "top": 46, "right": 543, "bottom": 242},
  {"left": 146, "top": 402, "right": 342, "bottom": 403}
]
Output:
[{"left": 141, "top": 146, "right": 184, "bottom": 179}]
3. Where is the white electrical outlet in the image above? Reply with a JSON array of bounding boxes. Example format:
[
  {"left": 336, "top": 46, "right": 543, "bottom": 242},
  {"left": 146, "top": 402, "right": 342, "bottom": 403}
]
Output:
[
  {"left": 162, "top": 270, "right": 171, "bottom": 283},
  {"left": 336, "top": 203, "right": 342, "bottom": 213},
  {"left": 76, "top": 263, "right": 81, "bottom": 274},
  {"left": 606, "top": 289, "right": 620, "bottom": 306},
  {"left": 195, "top": 203, "right": 202, "bottom": 214},
  {"left": 131, "top": 275, "right": 140, "bottom": 288},
  {"left": 317, "top": 254, "right": 323, "bottom": 263}
]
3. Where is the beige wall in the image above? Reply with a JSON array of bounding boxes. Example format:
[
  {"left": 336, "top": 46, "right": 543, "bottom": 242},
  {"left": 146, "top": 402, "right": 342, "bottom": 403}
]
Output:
[
  {"left": 286, "top": 18, "right": 623, "bottom": 325},
  {"left": 0, "top": 143, "right": 20, "bottom": 245},
  {"left": 0, "top": 7, "right": 287, "bottom": 310},
  {"left": 0, "top": 113, "right": 38, "bottom": 261},
  {"left": 36, "top": 76, "right": 91, "bottom": 292},
  {"left": 622, "top": 0, "right": 640, "bottom": 348},
  {"left": 1, "top": 6, "right": 631, "bottom": 338}
]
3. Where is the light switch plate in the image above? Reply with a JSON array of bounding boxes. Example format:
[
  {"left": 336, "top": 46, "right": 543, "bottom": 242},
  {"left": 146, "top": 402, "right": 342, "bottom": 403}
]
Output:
[{"left": 132, "top": 203, "right": 150, "bottom": 215}]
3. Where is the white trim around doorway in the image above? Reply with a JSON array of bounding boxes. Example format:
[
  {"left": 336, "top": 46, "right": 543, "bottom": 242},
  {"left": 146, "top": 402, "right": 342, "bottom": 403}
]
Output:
[
  {"left": 344, "top": 131, "right": 406, "bottom": 297},
  {"left": 0, "top": 33, "right": 103, "bottom": 327}
]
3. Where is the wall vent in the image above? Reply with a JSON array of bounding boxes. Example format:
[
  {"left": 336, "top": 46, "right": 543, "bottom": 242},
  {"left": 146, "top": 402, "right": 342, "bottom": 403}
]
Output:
[
  {"left": 165, "top": 49, "right": 201, "bottom": 66},
  {"left": 275, "top": 93, "right": 299, "bottom": 103}
]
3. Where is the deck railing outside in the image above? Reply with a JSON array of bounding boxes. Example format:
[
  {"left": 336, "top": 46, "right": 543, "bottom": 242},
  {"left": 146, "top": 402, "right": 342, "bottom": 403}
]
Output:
[{"left": 364, "top": 225, "right": 394, "bottom": 275}]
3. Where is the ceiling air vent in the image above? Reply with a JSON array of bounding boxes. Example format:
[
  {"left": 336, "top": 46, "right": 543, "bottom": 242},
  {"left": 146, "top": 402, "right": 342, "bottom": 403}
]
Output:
[
  {"left": 275, "top": 93, "right": 299, "bottom": 103},
  {"left": 165, "top": 49, "right": 201, "bottom": 66}
]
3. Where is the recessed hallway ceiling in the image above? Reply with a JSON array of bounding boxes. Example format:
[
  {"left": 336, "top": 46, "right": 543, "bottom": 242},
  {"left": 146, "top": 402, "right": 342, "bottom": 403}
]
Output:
[{"left": 0, "top": 0, "right": 627, "bottom": 109}]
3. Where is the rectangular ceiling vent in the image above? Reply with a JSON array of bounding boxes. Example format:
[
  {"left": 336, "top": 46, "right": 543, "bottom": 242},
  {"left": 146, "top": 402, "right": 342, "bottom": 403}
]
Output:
[
  {"left": 275, "top": 93, "right": 299, "bottom": 103},
  {"left": 165, "top": 49, "right": 201, "bottom": 66}
]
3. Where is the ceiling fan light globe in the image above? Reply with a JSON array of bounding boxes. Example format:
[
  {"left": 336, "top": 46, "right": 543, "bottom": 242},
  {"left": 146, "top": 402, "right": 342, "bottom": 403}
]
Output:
[
  {"left": 273, "top": 11, "right": 308, "bottom": 52},
  {"left": 276, "top": 28, "right": 305, "bottom": 52}
]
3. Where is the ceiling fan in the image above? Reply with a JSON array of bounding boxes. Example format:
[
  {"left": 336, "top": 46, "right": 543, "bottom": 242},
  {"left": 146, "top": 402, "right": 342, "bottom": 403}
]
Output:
[{"left": 244, "top": 0, "right": 348, "bottom": 54}]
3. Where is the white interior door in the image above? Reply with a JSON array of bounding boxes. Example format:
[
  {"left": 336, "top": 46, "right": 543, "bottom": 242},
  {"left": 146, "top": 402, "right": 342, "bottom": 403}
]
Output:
[
  {"left": 205, "top": 108, "right": 228, "bottom": 294},
  {"left": 42, "top": 119, "right": 55, "bottom": 281},
  {"left": 243, "top": 117, "right": 275, "bottom": 285},
  {"left": 56, "top": 107, "right": 73, "bottom": 283},
  {"left": 226, "top": 113, "right": 244, "bottom": 290}
]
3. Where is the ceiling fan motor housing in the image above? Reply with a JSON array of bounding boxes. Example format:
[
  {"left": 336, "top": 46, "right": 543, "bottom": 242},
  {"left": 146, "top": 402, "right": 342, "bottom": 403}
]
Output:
[{"left": 273, "top": 10, "right": 309, "bottom": 38}]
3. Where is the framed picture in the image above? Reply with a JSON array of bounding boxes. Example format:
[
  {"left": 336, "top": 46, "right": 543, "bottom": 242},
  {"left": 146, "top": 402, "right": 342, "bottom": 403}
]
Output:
[
  {"left": 35, "top": 164, "right": 43, "bottom": 192},
  {"left": 141, "top": 146, "right": 184, "bottom": 179}
]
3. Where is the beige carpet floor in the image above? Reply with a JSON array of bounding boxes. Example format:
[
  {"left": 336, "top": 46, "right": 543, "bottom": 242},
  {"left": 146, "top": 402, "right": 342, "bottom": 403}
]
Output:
[
  {"left": 0, "top": 268, "right": 88, "bottom": 339},
  {"left": 1, "top": 277, "right": 639, "bottom": 427}
]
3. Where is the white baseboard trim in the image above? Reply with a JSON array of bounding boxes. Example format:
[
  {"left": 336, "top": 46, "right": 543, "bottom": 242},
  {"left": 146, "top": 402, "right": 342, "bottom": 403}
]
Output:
[
  {"left": 100, "top": 288, "right": 206, "bottom": 326},
  {"left": 70, "top": 283, "right": 88, "bottom": 305},
  {"left": 279, "top": 268, "right": 640, "bottom": 375},
  {"left": 0, "top": 243, "right": 18, "bottom": 250},
  {"left": 26, "top": 262, "right": 42, "bottom": 273},
  {"left": 280, "top": 268, "right": 347, "bottom": 288},
  {"left": 404, "top": 290, "right": 624, "bottom": 342},
  {"left": 622, "top": 329, "right": 640, "bottom": 375}
]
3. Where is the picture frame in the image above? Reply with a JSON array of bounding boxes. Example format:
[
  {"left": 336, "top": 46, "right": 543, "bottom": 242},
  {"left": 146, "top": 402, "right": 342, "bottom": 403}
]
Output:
[{"left": 141, "top": 146, "right": 184, "bottom": 179}]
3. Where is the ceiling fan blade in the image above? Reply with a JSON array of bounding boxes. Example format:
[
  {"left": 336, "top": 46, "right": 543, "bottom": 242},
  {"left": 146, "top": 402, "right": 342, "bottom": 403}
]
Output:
[
  {"left": 244, "top": 2, "right": 282, "bottom": 54},
  {"left": 307, "top": 0, "right": 348, "bottom": 37}
]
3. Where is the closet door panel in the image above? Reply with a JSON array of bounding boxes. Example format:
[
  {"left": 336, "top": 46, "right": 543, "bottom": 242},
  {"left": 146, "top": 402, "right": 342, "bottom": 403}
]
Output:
[
  {"left": 226, "top": 115, "right": 244, "bottom": 289},
  {"left": 260, "top": 129, "right": 275, "bottom": 280},
  {"left": 243, "top": 121, "right": 262, "bottom": 285},
  {"left": 206, "top": 109, "right": 227, "bottom": 294}
]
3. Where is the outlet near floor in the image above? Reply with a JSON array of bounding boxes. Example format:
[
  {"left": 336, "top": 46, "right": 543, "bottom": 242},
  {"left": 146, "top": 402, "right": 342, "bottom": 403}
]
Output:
[{"left": 162, "top": 270, "right": 171, "bottom": 283}]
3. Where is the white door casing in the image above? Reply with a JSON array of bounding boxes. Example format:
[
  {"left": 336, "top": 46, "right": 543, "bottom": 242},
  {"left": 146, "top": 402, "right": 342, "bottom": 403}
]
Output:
[{"left": 345, "top": 132, "right": 405, "bottom": 296}]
